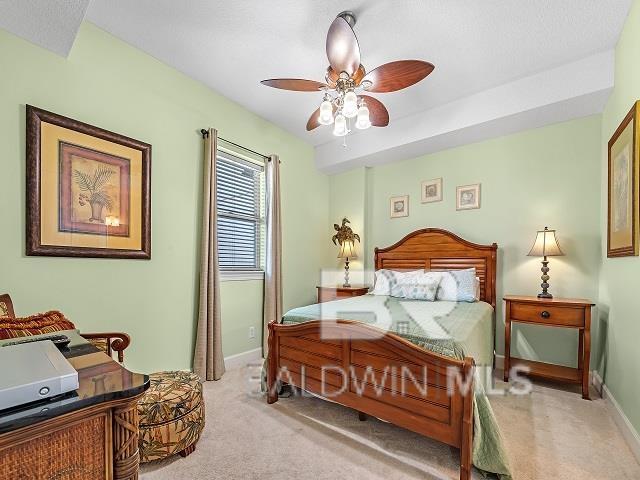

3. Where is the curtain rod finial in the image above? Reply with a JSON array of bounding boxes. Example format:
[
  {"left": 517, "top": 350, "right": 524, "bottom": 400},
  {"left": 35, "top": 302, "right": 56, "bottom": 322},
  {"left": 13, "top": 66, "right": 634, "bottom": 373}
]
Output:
[{"left": 200, "top": 129, "right": 209, "bottom": 138}]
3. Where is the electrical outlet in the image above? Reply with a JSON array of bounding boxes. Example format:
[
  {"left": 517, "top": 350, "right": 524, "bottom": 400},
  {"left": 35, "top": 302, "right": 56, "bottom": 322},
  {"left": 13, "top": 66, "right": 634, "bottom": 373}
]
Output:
[{"left": 249, "top": 326, "right": 256, "bottom": 339}]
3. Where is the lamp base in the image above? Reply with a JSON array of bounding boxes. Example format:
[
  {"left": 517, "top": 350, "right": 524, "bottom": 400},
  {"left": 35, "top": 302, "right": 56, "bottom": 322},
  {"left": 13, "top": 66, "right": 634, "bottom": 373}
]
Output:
[
  {"left": 537, "top": 257, "right": 553, "bottom": 299},
  {"left": 343, "top": 258, "right": 351, "bottom": 288}
]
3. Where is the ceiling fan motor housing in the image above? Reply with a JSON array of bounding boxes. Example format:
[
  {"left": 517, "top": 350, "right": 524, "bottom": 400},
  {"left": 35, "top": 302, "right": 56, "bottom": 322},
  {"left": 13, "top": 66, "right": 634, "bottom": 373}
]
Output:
[{"left": 337, "top": 11, "right": 357, "bottom": 28}]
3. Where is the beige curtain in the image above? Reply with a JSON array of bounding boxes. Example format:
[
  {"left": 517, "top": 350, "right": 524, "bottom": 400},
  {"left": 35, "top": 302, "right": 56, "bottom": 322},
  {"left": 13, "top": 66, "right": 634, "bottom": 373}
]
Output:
[
  {"left": 263, "top": 154, "right": 283, "bottom": 354},
  {"left": 193, "top": 128, "right": 225, "bottom": 381}
]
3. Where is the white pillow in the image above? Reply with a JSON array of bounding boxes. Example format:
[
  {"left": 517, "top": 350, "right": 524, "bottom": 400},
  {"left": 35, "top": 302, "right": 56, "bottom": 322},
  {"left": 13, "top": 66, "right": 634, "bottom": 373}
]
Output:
[
  {"left": 391, "top": 271, "right": 443, "bottom": 301},
  {"left": 474, "top": 277, "right": 481, "bottom": 301},
  {"left": 435, "top": 268, "right": 478, "bottom": 302},
  {"left": 371, "top": 269, "right": 423, "bottom": 296}
]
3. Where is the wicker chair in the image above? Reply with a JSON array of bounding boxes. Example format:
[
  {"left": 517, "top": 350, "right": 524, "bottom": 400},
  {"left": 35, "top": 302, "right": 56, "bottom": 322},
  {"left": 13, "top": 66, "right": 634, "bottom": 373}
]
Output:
[{"left": 0, "top": 293, "right": 130, "bottom": 363}]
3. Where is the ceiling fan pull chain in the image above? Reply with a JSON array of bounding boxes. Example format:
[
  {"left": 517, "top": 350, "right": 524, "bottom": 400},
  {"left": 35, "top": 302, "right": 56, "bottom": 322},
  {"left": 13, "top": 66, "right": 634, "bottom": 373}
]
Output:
[{"left": 343, "top": 118, "right": 351, "bottom": 147}]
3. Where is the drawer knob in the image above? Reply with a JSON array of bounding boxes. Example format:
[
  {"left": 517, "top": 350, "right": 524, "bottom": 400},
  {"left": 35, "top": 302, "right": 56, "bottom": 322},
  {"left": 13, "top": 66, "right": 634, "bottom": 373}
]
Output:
[{"left": 540, "top": 310, "right": 551, "bottom": 319}]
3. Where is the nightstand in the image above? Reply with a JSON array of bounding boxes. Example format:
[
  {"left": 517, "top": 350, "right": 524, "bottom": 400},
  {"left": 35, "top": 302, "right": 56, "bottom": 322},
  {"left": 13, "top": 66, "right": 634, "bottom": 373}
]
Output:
[
  {"left": 317, "top": 285, "right": 369, "bottom": 303},
  {"left": 503, "top": 295, "right": 595, "bottom": 399}
]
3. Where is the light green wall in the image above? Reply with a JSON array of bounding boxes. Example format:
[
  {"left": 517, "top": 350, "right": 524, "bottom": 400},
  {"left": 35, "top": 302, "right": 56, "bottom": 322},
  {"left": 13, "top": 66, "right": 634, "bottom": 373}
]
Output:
[
  {"left": 599, "top": 0, "right": 640, "bottom": 434},
  {"left": 329, "top": 116, "right": 602, "bottom": 367},
  {"left": 0, "top": 23, "right": 330, "bottom": 373}
]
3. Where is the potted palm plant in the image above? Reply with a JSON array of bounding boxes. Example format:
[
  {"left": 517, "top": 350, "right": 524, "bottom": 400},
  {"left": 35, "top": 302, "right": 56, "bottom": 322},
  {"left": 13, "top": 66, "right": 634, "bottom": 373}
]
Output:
[{"left": 74, "top": 167, "right": 115, "bottom": 223}]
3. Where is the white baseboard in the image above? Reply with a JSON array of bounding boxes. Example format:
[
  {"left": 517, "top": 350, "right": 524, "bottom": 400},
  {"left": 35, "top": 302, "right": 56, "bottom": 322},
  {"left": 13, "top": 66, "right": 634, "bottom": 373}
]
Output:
[
  {"left": 591, "top": 371, "right": 604, "bottom": 397},
  {"left": 224, "top": 347, "right": 263, "bottom": 370},
  {"left": 592, "top": 372, "right": 640, "bottom": 464},
  {"left": 496, "top": 357, "right": 639, "bottom": 463}
]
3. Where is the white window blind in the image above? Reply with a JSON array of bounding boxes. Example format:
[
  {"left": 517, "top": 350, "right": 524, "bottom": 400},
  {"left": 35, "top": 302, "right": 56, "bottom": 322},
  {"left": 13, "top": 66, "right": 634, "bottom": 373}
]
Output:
[{"left": 216, "top": 143, "right": 265, "bottom": 272}]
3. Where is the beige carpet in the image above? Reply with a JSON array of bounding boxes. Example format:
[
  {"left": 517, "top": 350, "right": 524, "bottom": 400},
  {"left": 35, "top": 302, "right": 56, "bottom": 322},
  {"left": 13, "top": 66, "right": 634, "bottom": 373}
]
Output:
[{"left": 141, "top": 364, "right": 640, "bottom": 480}]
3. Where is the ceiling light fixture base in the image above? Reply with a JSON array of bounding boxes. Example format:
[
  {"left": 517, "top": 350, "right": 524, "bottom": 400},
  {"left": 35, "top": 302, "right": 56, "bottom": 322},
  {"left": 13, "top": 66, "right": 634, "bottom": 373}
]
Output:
[{"left": 337, "top": 11, "right": 357, "bottom": 28}]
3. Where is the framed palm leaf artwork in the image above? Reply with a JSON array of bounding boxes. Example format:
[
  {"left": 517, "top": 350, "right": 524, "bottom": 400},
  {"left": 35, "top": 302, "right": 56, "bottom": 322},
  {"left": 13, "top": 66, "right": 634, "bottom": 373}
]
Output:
[
  {"left": 26, "top": 106, "right": 151, "bottom": 259},
  {"left": 608, "top": 101, "right": 639, "bottom": 257}
]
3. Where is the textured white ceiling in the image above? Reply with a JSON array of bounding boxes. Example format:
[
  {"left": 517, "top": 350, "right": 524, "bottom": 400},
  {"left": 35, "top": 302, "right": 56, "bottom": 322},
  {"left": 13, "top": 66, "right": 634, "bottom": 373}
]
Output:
[
  {"left": 86, "top": 0, "right": 632, "bottom": 148},
  {"left": 0, "top": 1, "right": 631, "bottom": 169},
  {"left": 0, "top": 0, "right": 89, "bottom": 56}
]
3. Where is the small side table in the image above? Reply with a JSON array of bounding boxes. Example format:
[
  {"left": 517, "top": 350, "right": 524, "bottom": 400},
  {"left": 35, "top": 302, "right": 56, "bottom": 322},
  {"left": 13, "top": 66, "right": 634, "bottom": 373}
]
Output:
[
  {"left": 503, "top": 295, "right": 594, "bottom": 399},
  {"left": 317, "top": 285, "right": 369, "bottom": 303}
]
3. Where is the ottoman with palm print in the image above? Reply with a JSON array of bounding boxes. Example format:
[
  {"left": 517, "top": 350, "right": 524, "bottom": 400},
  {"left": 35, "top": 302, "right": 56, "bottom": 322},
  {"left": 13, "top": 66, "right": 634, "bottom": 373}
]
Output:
[{"left": 138, "top": 371, "right": 205, "bottom": 462}]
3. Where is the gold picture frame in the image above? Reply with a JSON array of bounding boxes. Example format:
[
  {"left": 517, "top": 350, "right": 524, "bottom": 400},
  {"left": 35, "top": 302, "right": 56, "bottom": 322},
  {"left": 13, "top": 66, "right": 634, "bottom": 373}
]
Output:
[{"left": 608, "top": 101, "right": 640, "bottom": 257}]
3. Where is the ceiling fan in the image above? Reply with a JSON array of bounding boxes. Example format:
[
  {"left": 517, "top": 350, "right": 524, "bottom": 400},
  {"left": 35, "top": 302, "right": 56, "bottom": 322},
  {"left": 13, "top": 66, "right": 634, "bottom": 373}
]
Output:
[{"left": 260, "top": 11, "right": 434, "bottom": 137}]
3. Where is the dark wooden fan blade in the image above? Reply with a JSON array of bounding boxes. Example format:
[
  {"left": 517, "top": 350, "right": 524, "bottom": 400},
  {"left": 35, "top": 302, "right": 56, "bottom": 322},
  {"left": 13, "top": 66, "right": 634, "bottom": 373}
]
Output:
[
  {"left": 326, "top": 17, "right": 360, "bottom": 76},
  {"left": 359, "top": 95, "right": 389, "bottom": 127},
  {"left": 306, "top": 107, "right": 322, "bottom": 131},
  {"left": 363, "top": 60, "right": 434, "bottom": 93},
  {"left": 260, "top": 79, "right": 327, "bottom": 91}
]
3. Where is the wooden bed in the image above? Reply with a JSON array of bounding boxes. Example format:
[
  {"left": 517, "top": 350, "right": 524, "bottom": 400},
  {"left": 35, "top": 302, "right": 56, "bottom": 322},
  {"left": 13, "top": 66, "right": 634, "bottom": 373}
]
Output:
[{"left": 266, "top": 228, "right": 497, "bottom": 480}]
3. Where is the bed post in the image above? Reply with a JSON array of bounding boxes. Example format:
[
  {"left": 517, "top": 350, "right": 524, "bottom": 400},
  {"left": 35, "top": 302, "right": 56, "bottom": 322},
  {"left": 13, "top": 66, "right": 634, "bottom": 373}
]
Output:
[
  {"left": 460, "top": 357, "right": 474, "bottom": 480},
  {"left": 266, "top": 321, "right": 279, "bottom": 404}
]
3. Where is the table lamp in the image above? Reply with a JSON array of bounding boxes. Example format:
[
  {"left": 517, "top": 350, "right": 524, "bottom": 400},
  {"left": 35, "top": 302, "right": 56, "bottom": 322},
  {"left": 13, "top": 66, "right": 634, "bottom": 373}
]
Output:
[
  {"left": 338, "top": 240, "right": 357, "bottom": 288},
  {"left": 527, "top": 226, "right": 564, "bottom": 298}
]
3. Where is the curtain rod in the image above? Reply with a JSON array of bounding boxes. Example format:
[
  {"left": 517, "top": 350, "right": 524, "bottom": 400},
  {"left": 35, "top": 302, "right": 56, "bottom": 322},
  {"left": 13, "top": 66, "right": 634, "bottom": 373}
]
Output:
[{"left": 200, "top": 129, "right": 270, "bottom": 161}]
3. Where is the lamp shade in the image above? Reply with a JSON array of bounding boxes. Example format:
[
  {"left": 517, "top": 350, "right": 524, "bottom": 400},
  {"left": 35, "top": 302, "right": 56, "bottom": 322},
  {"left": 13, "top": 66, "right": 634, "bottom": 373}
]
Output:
[
  {"left": 337, "top": 240, "right": 357, "bottom": 259},
  {"left": 527, "top": 227, "right": 564, "bottom": 257}
]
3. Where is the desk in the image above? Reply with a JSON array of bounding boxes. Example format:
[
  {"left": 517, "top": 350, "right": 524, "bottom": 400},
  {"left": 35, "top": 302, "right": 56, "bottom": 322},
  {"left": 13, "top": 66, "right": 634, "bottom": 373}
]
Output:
[{"left": 0, "top": 333, "right": 149, "bottom": 479}]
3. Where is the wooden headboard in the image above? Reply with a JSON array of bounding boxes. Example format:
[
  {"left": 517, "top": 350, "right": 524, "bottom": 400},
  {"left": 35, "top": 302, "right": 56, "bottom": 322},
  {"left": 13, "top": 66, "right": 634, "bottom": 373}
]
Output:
[{"left": 374, "top": 228, "right": 498, "bottom": 308}]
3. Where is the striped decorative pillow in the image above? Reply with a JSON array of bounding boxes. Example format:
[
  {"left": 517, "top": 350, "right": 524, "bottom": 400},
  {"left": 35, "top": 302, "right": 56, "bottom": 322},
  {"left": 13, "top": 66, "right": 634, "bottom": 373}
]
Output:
[{"left": 0, "top": 310, "right": 76, "bottom": 340}]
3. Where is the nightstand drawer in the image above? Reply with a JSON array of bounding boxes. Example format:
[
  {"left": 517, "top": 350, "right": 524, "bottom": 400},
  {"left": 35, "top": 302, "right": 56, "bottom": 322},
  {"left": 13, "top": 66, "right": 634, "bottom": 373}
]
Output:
[
  {"left": 318, "top": 290, "right": 343, "bottom": 303},
  {"left": 510, "top": 302, "right": 585, "bottom": 327},
  {"left": 317, "top": 286, "right": 369, "bottom": 303}
]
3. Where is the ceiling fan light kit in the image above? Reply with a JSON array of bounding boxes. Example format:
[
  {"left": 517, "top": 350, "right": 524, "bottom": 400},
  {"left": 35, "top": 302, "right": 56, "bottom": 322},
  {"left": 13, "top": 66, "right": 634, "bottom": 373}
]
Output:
[
  {"left": 355, "top": 102, "right": 371, "bottom": 130},
  {"left": 261, "top": 11, "right": 434, "bottom": 141},
  {"left": 319, "top": 96, "right": 334, "bottom": 125},
  {"left": 333, "top": 113, "right": 349, "bottom": 136}
]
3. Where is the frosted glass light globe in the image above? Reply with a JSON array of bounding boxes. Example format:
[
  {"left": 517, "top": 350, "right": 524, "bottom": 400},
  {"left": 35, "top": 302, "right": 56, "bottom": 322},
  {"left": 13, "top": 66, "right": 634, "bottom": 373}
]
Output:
[
  {"left": 342, "top": 91, "right": 358, "bottom": 118},
  {"left": 333, "top": 113, "right": 348, "bottom": 136},
  {"left": 355, "top": 105, "right": 371, "bottom": 130},
  {"left": 319, "top": 99, "right": 334, "bottom": 125}
]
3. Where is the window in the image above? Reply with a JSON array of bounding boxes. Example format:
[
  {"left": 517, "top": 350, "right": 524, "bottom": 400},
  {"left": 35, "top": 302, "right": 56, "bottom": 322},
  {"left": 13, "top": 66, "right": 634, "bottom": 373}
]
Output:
[{"left": 216, "top": 141, "right": 265, "bottom": 276}]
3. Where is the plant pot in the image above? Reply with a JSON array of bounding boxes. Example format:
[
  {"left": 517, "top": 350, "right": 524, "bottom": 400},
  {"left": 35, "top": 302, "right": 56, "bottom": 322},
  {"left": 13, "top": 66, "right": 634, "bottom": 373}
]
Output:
[{"left": 89, "top": 201, "right": 105, "bottom": 223}]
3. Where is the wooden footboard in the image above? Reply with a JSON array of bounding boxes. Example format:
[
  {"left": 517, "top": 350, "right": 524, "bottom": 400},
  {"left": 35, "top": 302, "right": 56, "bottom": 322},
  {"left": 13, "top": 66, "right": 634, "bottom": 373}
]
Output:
[{"left": 267, "top": 319, "right": 475, "bottom": 480}]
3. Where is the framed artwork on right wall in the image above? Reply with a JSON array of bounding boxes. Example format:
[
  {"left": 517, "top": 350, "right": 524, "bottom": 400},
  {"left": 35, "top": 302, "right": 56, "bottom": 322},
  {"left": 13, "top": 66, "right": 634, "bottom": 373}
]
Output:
[{"left": 608, "top": 101, "right": 640, "bottom": 257}]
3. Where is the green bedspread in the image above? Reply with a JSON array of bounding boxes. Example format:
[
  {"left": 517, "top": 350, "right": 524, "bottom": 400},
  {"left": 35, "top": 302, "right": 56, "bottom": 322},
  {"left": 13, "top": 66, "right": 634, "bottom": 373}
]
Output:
[{"left": 281, "top": 295, "right": 512, "bottom": 479}]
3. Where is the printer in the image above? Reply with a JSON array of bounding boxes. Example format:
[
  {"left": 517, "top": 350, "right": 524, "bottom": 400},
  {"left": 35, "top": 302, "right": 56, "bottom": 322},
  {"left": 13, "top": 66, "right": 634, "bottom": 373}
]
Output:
[{"left": 0, "top": 340, "right": 79, "bottom": 411}]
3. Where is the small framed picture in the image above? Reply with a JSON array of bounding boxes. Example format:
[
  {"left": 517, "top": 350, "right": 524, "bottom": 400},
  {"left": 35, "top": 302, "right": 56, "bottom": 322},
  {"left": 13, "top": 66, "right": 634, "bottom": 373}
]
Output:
[
  {"left": 456, "top": 183, "right": 481, "bottom": 210},
  {"left": 390, "top": 195, "right": 409, "bottom": 218},
  {"left": 421, "top": 178, "right": 442, "bottom": 203}
]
